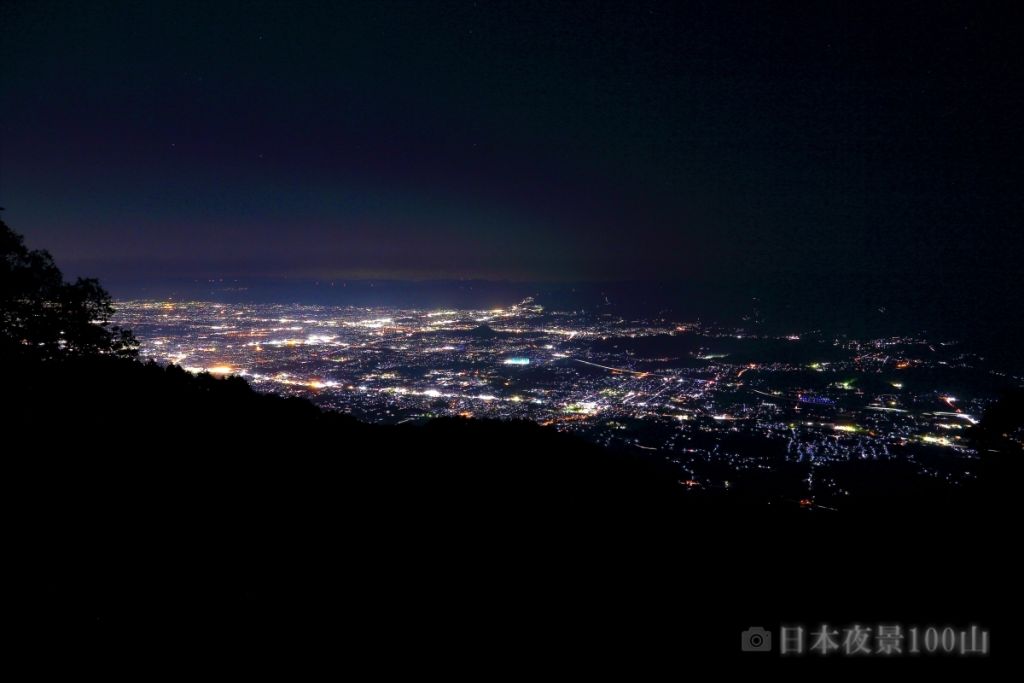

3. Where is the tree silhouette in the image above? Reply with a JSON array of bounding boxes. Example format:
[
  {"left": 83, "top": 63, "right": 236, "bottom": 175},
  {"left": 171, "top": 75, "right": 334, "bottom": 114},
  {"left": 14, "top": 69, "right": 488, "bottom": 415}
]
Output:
[{"left": 0, "top": 217, "right": 137, "bottom": 359}]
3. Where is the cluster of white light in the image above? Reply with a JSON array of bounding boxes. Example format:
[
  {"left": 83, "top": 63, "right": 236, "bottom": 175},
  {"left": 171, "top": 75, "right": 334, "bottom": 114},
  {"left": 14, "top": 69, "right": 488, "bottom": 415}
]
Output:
[{"left": 348, "top": 317, "right": 393, "bottom": 329}]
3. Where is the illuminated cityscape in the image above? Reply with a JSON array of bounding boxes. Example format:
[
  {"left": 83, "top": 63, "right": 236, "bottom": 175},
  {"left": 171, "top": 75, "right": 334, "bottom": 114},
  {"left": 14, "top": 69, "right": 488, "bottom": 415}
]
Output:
[{"left": 116, "top": 298, "right": 1019, "bottom": 508}]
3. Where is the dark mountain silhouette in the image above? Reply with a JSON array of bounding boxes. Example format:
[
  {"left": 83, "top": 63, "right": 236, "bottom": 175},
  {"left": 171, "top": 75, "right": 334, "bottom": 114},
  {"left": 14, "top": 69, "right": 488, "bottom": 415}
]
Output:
[
  {"left": 4, "top": 217, "right": 1014, "bottom": 668},
  {"left": 464, "top": 323, "right": 503, "bottom": 338},
  {"left": 15, "top": 351, "right": 1014, "bottom": 669},
  {"left": 971, "top": 387, "right": 1024, "bottom": 454}
]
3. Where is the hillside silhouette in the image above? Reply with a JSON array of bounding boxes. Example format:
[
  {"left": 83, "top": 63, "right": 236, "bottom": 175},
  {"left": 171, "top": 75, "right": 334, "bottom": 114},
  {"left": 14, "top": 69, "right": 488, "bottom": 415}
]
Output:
[{"left": 4, "top": 217, "right": 1015, "bottom": 668}]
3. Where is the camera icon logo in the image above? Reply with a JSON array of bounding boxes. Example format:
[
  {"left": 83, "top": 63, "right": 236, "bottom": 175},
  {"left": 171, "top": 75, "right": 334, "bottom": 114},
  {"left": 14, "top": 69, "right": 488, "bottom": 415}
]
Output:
[{"left": 741, "top": 626, "right": 773, "bottom": 652}]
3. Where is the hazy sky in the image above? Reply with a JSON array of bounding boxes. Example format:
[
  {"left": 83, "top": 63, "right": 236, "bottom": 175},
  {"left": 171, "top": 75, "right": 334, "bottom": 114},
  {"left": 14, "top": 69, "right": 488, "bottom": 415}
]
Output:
[{"left": 2, "top": 1, "right": 1021, "bottom": 300}]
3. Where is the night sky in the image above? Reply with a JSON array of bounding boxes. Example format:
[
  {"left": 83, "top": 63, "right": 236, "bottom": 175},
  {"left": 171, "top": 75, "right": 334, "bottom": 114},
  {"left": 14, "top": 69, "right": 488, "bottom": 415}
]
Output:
[{"left": 1, "top": 2, "right": 1021, "bottom": 311}]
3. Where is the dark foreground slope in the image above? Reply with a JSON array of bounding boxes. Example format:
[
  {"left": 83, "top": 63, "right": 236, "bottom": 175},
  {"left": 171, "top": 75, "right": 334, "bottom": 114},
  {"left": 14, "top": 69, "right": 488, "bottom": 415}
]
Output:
[{"left": 12, "top": 356, "right": 1017, "bottom": 670}]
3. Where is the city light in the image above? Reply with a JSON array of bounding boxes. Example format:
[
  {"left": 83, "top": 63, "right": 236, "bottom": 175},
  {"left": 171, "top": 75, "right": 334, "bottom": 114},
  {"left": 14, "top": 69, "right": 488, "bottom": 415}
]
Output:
[{"left": 113, "top": 299, "right": 999, "bottom": 506}]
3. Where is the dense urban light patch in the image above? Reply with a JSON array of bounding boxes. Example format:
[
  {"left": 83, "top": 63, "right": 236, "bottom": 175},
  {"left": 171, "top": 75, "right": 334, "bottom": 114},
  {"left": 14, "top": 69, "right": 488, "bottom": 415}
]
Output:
[{"left": 114, "top": 296, "right": 1014, "bottom": 504}]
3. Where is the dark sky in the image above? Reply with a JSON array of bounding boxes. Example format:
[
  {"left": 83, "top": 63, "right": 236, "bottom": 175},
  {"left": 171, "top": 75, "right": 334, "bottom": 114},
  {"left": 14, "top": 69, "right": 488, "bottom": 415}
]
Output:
[{"left": 1, "top": 1, "right": 1021, "bottom": 300}]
